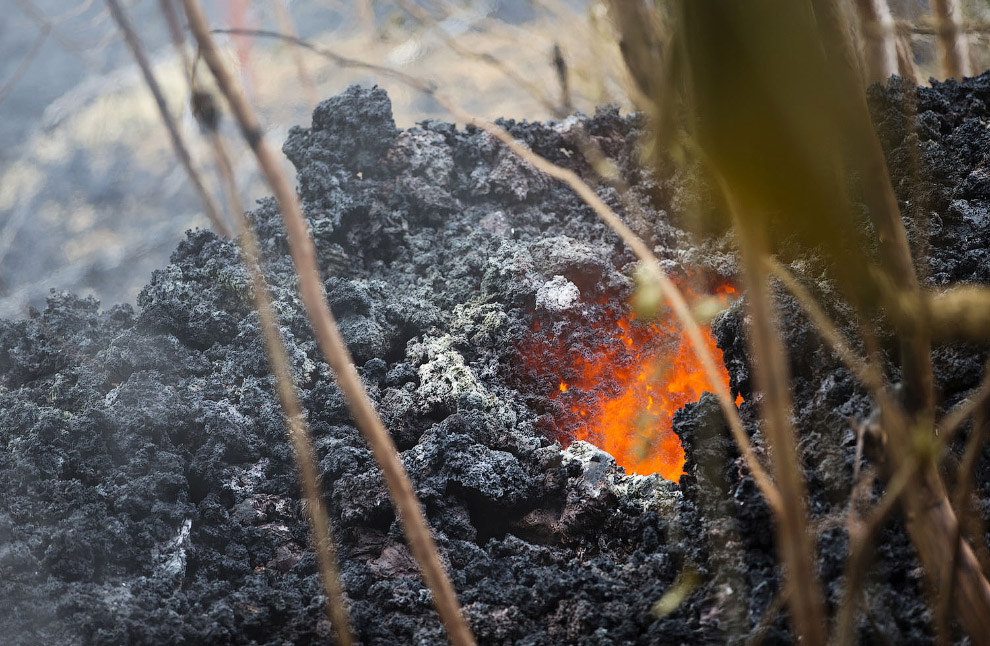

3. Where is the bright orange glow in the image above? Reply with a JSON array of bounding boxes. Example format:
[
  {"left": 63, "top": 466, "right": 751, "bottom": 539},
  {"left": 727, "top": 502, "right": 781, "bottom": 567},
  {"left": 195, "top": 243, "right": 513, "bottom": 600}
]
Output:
[{"left": 523, "top": 280, "right": 741, "bottom": 480}]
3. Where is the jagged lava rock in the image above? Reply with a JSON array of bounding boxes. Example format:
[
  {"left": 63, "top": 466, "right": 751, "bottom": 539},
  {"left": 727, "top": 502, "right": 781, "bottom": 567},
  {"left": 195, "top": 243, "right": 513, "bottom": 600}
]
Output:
[{"left": 1, "top": 79, "right": 989, "bottom": 645}]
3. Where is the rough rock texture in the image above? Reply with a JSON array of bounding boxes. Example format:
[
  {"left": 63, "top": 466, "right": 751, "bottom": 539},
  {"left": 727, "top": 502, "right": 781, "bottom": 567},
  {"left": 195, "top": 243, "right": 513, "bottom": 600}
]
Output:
[{"left": 0, "top": 79, "right": 988, "bottom": 644}]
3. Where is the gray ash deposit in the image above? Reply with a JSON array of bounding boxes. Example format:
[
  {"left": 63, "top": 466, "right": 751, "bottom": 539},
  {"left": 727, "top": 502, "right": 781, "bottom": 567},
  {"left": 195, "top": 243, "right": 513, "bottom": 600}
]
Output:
[{"left": 1, "top": 78, "right": 989, "bottom": 644}]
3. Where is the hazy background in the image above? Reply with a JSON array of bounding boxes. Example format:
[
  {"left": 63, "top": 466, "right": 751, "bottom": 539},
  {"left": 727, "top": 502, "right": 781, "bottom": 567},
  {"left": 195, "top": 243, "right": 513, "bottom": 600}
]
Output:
[{"left": 0, "top": 0, "right": 983, "bottom": 318}]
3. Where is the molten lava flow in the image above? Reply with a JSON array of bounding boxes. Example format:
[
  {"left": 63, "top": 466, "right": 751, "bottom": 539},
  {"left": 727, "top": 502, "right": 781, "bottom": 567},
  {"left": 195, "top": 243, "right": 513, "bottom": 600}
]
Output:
[{"left": 526, "top": 280, "right": 740, "bottom": 481}]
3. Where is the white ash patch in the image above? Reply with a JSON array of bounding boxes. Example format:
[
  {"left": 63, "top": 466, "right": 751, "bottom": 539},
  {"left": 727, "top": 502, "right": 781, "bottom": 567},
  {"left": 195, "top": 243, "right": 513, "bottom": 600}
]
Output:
[{"left": 536, "top": 276, "right": 580, "bottom": 312}]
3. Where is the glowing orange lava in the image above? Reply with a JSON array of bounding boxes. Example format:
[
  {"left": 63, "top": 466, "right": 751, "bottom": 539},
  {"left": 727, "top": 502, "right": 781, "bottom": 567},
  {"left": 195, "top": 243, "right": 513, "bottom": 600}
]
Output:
[{"left": 526, "top": 281, "right": 741, "bottom": 481}]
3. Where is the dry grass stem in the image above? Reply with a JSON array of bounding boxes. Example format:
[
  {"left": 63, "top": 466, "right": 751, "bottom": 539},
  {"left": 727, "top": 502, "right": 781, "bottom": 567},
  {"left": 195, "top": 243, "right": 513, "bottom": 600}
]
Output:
[
  {"left": 725, "top": 205, "right": 826, "bottom": 646},
  {"left": 180, "top": 3, "right": 476, "bottom": 644},
  {"left": 937, "top": 361, "right": 990, "bottom": 443},
  {"left": 812, "top": 0, "right": 935, "bottom": 418},
  {"left": 939, "top": 390, "right": 990, "bottom": 644},
  {"left": 797, "top": 20, "right": 990, "bottom": 633},
  {"left": 137, "top": 3, "right": 356, "bottom": 637},
  {"left": 159, "top": 0, "right": 193, "bottom": 72},
  {"left": 931, "top": 0, "right": 972, "bottom": 78},
  {"left": 853, "top": 0, "right": 899, "bottom": 82},
  {"left": 105, "top": 0, "right": 230, "bottom": 238},
  {"left": 836, "top": 454, "right": 921, "bottom": 645},
  {"left": 745, "top": 587, "right": 790, "bottom": 646},
  {"left": 227, "top": 151, "right": 356, "bottom": 646}
]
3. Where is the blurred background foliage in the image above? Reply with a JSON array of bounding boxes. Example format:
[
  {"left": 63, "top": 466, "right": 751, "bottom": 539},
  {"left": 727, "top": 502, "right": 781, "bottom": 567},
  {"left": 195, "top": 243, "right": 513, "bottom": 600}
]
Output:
[{"left": 1, "top": 0, "right": 990, "bottom": 318}]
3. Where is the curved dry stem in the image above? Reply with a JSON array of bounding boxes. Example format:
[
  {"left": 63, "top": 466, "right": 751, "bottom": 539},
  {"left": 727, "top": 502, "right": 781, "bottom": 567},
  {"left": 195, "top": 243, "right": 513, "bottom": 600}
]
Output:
[
  {"left": 938, "top": 387, "right": 990, "bottom": 645},
  {"left": 393, "top": 0, "right": 561, "bottom": 116},
  {"left": 211, "top": 23, "right": 782, "bottom": 517},
  {"left": 0, "top": 24, "right": 48, "bottom": 106},
  {"left": 181, "top": 3, "right": 476, "bottom": 644},
  {"left": 852, "top": 0, "right": 898, "bottom": 83}
]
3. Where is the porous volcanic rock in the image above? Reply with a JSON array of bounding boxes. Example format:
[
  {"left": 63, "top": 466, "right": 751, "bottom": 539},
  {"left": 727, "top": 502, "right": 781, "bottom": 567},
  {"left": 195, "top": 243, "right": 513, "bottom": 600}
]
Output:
[{"left": 0, "top": 78, "right": 988, "bottom": 645}]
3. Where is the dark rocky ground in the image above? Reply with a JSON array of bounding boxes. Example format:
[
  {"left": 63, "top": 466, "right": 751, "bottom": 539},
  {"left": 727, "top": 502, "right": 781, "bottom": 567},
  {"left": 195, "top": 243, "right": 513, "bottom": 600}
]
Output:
[{"left": 1, "top": 75, "right": 989, "bottom": 644}]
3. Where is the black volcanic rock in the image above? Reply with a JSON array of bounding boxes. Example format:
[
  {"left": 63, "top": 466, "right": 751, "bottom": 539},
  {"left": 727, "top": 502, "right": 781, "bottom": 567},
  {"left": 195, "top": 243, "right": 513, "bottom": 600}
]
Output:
[{"left": 1, "top": 77, "right": 989, "bottom": 645}]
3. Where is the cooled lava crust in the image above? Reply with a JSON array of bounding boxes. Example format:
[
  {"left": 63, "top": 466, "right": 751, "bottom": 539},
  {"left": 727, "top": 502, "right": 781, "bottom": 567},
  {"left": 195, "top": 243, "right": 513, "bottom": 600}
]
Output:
[{"left": 1, "top": 79, "right": 989, "bottom": 644}]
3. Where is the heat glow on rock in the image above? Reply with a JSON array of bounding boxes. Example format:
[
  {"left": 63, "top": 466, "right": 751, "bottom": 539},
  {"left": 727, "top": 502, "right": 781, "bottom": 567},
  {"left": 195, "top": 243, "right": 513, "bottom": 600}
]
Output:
[{"left": 529, "top": 281, "right": 741, "bottom": 480}]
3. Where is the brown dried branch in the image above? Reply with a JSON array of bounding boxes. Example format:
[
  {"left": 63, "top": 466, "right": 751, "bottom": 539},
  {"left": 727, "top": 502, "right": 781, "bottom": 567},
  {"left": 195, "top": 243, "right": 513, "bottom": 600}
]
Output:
[
  {"left": 718, "top": 194, "right": 826, "bottom": 646},
  {"left": 762, "top": 265, "right": 990, "bottom": 646},
  {"left": 104, "top": 0, "right": 230, "bottom": 238},
  {"left": 903, "top": 20, "right": 990, "bottom": 35},
  {"left": 931, "top": 0, "right": 972, "bottom": 79},
  {"left": 836, "top": 454, "right": 920, "bottom": 646},
  {"left": 810, "top": 0, "right": 934, "bottom": 419},
  {"left": 153, "top": 2, "right": 355, "bottom": 639},
  {"left": 179, "top": 3, "right": 476, "bottom": 644},
  {"left": 766, "top": 260, "right": 887, "bottom": 398},
  {"left": 159, "top": 0, "right": 193, "bottom": 74},
  {"left": 793, "top": 23, "right": 990, "bottom": 635},
  {"left": 853, "top": 0, "right": 899, "bottom": 83},
  {"left": 937, "top": 360, "right": 990, "bottom": 445},
  {"left": 893, "top": 26, "right": 919, "bottom": 85},
  {"left": 924, "top": 285, "right": 990, "bottom": 343}
]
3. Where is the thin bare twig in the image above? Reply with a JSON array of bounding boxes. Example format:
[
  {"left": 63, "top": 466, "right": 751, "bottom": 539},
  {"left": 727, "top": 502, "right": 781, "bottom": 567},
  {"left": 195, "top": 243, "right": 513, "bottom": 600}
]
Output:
[
  {"left": 15, "top": 0, "right": 116, "bottom": 54},
  {"left": 180, "top": 3, "right": 476, "bottom": 644},
  {"left": 836, "top": 453, "right": 921, "bottom": 645},
  {"left": 937, "top": 366, "right": 990, "bottom": 443},
  {"left": 745, "top": 586, "right": 791, "bottom": 646},
  {"left": 938, "top": 379, "right": 990, "bottom": 645},
  {"left": 159, "top": 0, "right": 194, "bottom": 73},
  {"left": 104, "top": 0, "right": 230, "bottom": 237},
  {"left": 811, "top": 0, "right": 934, "bottom": 419}
]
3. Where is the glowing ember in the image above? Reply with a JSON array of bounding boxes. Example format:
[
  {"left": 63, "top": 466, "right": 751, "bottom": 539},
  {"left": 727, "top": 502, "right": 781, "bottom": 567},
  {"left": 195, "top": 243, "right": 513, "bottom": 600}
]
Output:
[{"left": 525, "top": 280, "right": 740, "bottom": 480}]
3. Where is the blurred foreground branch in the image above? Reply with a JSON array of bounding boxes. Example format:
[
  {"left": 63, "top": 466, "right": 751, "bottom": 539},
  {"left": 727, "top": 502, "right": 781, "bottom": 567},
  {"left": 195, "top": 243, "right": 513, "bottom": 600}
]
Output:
[{"left": 180, "top": 3, "right": 477, "bottom": 644}]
